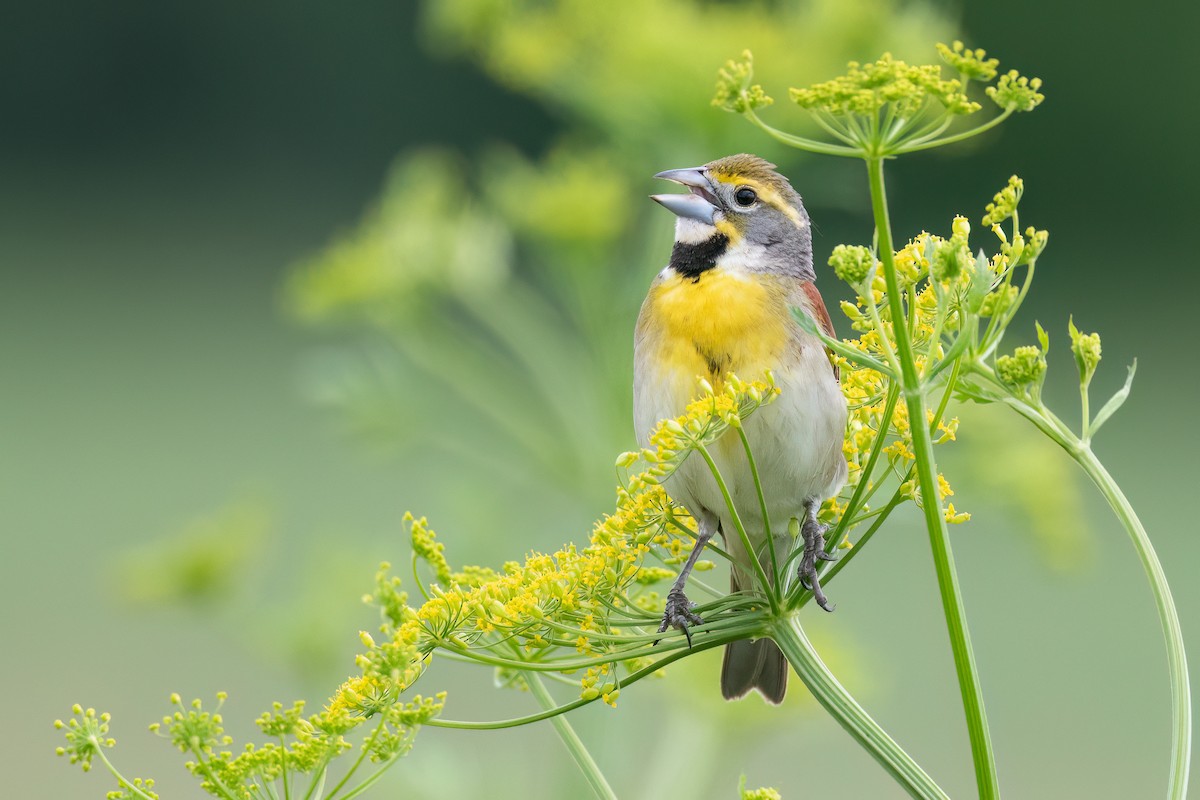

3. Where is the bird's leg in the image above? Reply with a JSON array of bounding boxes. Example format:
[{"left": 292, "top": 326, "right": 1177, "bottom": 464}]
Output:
[
  {"left": 797, "top": 498, "right": 838, "bottom": 612},
  {"left": 657, "top": 511, "right": 718, "bottom": 646}
]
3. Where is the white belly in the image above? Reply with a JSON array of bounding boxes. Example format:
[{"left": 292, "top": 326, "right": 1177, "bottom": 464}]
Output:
[{"left": 633, "top": 341, "right": 848, "bottom": 566}]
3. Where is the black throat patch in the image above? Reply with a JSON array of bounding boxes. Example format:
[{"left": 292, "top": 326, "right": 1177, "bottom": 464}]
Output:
[{"left": 669, "top": 233, "right": 729, "bottom": 281}]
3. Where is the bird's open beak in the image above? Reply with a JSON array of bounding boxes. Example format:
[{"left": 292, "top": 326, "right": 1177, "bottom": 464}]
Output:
[{"left": 651, "top": 167, "right": 719, "bottom": 225}]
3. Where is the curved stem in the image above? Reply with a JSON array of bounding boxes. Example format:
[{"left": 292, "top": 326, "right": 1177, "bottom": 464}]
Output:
[
  {"left": 1073, "top": 447, "right": 1191, "bottom": 797},
  {"left": 896, "top": 108, "right": 1014, "bottom": 154},
  {"left": 867, "top": 156, "right": 1000, "bottom": 799},
  {"left": 526, "top": 672, "right": 618, "bottom": 800},
  {"left": 771, "top": 617, "right": 949, "bottom": 799},
  {"left": 92, "top": 745, "right": 158, "bottom": 800},
  {"left": 427, "top": 627, "right": 746, "bottom": 730},
  {"left": 743, "top": 109, "right": 862, "bottom": 157},
  {"left": 434, "top": 611, "right": 768, "bottom": 673}
]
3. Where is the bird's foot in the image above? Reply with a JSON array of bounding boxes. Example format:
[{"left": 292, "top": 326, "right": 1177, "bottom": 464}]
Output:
[
  {"left": 656, "top": 588, "right": 704, "bottom": 646},
  {"left": 798, "top": 517, "right": 837, "bottom": 612}
]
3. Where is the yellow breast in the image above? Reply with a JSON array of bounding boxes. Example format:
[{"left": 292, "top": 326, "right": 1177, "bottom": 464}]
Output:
[{"left": 646, "top": 269, "right": 789, "bottom": 383}]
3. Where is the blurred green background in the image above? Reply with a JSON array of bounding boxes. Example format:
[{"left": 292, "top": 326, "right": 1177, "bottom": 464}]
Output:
[{"left": 5, "top": 1, "right": 1198, "bottom": 797}]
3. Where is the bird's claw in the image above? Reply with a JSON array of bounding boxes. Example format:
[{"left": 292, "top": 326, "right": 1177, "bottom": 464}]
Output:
[
  {"left": 656, "top": 588, "right": 703, "bottom": 646},
  {"left": 798, "top": 517, "right": 836, "bottom": 612}
]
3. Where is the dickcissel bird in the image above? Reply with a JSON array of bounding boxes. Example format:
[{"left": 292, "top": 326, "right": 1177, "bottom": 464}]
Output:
[{"left": 634, "top": 154, "right": 848, "bottom": 703}]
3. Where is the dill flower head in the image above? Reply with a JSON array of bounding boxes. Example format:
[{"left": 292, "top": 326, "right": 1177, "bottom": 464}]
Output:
[
  {"left": 712, "top": 50, "right": 773, "bottom": 114},
  {"left": 718, "top": 42, "right": 1042, "bottom": 159},
  {"left": 937, "top": 41, "right": 999, "bottom": 82},
  {"left": 829, "top": 244, "right": 876, "bottom": 286},
  {"left": 789, "top": 52, "right": 977, "bottom": 118},
  {"left": 996, "top": 345, "right": 1047, "bottom": 389},
  {"left": 982, "top": 175, "right": 1024, "bottom": 227},
  {"left": 987, "top": 70, "right": 1045, "bottom": 112},
  {"left": 54, "top": 705, "right": 114, "bottom": 774}
]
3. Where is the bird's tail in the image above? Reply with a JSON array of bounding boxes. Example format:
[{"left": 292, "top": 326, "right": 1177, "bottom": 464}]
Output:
[{"left": 720, "top": 573, "right": 788, "bottom": 703}]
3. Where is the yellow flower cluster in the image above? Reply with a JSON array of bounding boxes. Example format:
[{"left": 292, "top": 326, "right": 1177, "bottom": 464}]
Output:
[
  {"left": 346, "top": 376, "right": 781, "bottom": 708},
  {"left": 635, "top": 373, "right": 780, "bottom": 487},
  {"left": 825, "top": 225, "right": 994, "bottom": 529},
  {"left": 788, "top": 52, "right": 978, "bottom": 117}
]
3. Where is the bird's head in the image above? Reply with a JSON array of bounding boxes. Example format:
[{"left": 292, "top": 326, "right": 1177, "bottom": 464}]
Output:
[{"left": 652, "top": 154, "right": 813, "bottom": 281}]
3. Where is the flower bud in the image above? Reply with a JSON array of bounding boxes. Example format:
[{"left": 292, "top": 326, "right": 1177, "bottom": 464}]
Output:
[
  {"left": 995, "top": 345, "right": 1046, "bottom": 389},
  {"left": 787, "top": 517, "right": 801, "bottom": 539},
  {"left": 1068, "top": 317, "right": 1102, "bottom": 387},
  {"left": 828, "top": 244, "right": 874, "bottom": 285},
  {"left": 931, "top": 240, "right": 968, "bottom": 281},
  {"left": 615, "top": 451, "right": 639, "bottom": 468}
]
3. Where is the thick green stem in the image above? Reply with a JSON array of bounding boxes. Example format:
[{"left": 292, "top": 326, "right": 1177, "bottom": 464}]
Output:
[
  {"left": 1072, "top": 446, "right": 1191, "bottom": 797},
  {"left": 526, "top": 672, "right": 618, "bottom": 800},
  {"left": 771, "top": 617, "right": 949, "bottom": 799},
  {"left": 866, "top": 156, "right": 1000, "bottom": 799}
]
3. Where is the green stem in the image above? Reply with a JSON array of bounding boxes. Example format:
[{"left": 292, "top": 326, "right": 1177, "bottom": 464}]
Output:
[
  {"left": 737, "top": 425, "right": 780, "bottom": 594},
  {"left": 895, "top": 107, "right": 1014, "bottom": 154},
  {"left": 1080, "top": 381, "right": 1092, "bottom": 441},
  {"left": 811, "top": 110, "right": 859, "bottom": 145},
  {"left": 771, "top": 617, "right": 949, "bottom": 799},
  {"left": 434, "top": 611, "right": 767, "bottom": 672},
  {"left": 786, "top": 486, "right": 904, "bottom": 607},
  {"left": 427, "top": 628, "right": 747, "bottom": 730},
  {"left": 833, "top": 385, "right": 900, "bottom": 542},
  {"left": 526, "top": 672, "right": 618, "bottom": 800},
  {"left": 301, "top": 763, "right": 328, "bottom": 800},
  {"left": 696, "top": 442, "right": 776, "bottom": 608},
  {"left": 190, "top": 744, "right": 241, "bottom": 800},
  {"left": 337, "top": 758, "right": 400, "bottom": 800},
  {"left": 862, "top": 284, "right": 902, "bottom": 372},
  {"left": 324, "top": 716, "right": 387, "bottom": 800},
  {"left": 867, "top": 156, "right": 999, "bottom": 799},
  {"left": 668, "top": 516, "right": 736, "bottom": 563},
  {"left": 278, "top": 735, "right": 290, "bottom": 800},
  {"left": 1072, "top": 446, "right": 1191, "bottom": 797},
  {"left": 91, "top": 744, "right": 158, "bottom": 800},
  {"left": 743, "top": 109, "right": 862, "bottom": 157}
]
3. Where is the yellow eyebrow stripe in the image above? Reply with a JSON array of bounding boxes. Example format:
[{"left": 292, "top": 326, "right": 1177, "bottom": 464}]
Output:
[{"left": 711, "top": 174, "right": 804, "bottom": 227}]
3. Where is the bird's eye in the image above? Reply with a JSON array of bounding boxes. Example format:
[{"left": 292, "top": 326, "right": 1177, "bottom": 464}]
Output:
[{"left": 734, "top": 187, "right": 757, "bottom": 207}]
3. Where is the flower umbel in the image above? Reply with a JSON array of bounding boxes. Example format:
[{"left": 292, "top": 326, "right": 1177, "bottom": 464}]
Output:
[
  {"left": 712, "top": 51, "right": 774, "bottom": 114},
  {"left": 55, "top": 705, "right": 114, "bottom": 774},
  {"left": 719, "top": 43, "right": 1044, "bottom": 158}
]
